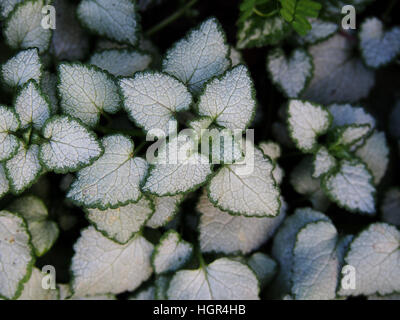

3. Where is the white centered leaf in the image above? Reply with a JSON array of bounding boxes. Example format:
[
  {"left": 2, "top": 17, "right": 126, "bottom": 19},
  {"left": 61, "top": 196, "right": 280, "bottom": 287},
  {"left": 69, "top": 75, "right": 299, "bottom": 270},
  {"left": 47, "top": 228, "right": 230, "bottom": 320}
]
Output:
[
  {"left": 322, "top": 159, "right": 375, "bottom": 214},
  {"left": 39, "top": 116, "right": 102, "bottom": 173},
  {"left": 338, "top": 223, "right": 400, "bottom": 296},
  {"left": 162, "top": 18, "right": 230, "bottom": 94},
  {"left": 198, "top": 190, "right": 286, "bottom": 254},
  {"left": 152, "top": 230, "right": 193, "bottom": 274},
  {"left": 208, "top": 143, "right": 280, "bottom": 217},
  {"left": 77, "top": 0, "right": 139, "bottom": 46},
  {"left": 287, "top": 100, "right": 332, "bottom": 153},
  {"left": 90, "top": 49, "right": 152, "bottom": 77},
  {"left": 0, "top": 105, "right": 20, "bottom": 162},
  {"left": 1, "top": 48, "right": 42, "bottom": 88},
  {"left": 5, "top": 143, "right": 42, "bottom": 194},
  {"left": 355, "top": 131, "right": 389, "bottom": 185},
  {"left": 14, "top": 80, "right": 50, "bottom": 130},
  {"left": 0, "top": 210, "right": 34, "bottom": 300},
  {"left": 143, "top": 136, "right": 212, "bottom": 196},
  {"left": 313, "top": 146, "right": 336, "bottom": 178},
  {"left": 145, "top": 195, "right": 183, "bottom": 228},
  {"left": 8, "top": 195, "right": 59, "bottom": 257},
  {"left": 18, "top": 268, "right": 59, "bottom": 300},
  {"left": 360, "top": 17, "right": 400, "bottom": 68},
  {"left": 4, "top": 0, "right": 52, "bottom": 53},
  {"left": 267, "top": 49, "right": 313, "bottom": 98},
  {"left": 197, "top": 65, "right": 255, "bottom": 131},
  {"left": 270, "top": 207, "right": 330, "bottom": 297},
  {"left": 86, "top": 196, "right": 154, "bottom": 244},
  {"left": 58, "top": 63, "right": 121, "bottom": 127},
  {"left": 167, "top": 258, "right": 259, "bottom": 300},
  {"left": 67, "top": 135, "right": 148, "bottom": 209},
  {"left": 292, "top": 221, "right": 340, "bottom": 300},
  {"left": 71, "top": 227, "right": 153, "bottom": 296},
  {"left": 120, "top": 72, "right": 192, "bottom": 134},
  {"left": 302, "top": 34, "right": 375, "bottom": 104}
]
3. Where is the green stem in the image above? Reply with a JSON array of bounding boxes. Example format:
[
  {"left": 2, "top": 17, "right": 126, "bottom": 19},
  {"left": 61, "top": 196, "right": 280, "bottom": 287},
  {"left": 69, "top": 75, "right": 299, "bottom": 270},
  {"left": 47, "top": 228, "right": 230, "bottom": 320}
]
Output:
[
  {"left": 253, "top": 7, "right": 278, "bottom": 18},
  {"left": 197, "top": 248, "right": 206, "bottom": 269},
  {"left": 145, "top": 0, "right": 198, "bottom": 37}
]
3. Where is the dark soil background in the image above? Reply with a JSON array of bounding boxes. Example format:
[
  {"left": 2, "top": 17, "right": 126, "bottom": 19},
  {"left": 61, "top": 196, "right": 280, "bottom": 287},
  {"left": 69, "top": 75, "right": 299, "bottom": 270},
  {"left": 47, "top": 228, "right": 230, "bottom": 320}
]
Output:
[{"left": 0, "top": 0, "right": 399, "bottom": 299}]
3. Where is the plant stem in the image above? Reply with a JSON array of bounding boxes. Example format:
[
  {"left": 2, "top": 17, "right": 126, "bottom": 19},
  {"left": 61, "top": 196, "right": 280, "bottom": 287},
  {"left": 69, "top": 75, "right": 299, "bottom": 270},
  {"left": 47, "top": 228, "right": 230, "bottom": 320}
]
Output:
[
  {"left": 145, "top": 0, "right": 198, "bottom": 37},
  {"left": 253, "top": 7, "right": 278, "bottom": 18}
]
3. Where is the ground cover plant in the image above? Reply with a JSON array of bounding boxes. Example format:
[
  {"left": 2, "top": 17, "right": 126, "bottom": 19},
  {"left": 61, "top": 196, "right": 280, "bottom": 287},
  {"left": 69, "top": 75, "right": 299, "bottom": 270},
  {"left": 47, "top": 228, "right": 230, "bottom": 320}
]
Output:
[{"left": 0, "top": 0, "right": 399, "bottom": 300}]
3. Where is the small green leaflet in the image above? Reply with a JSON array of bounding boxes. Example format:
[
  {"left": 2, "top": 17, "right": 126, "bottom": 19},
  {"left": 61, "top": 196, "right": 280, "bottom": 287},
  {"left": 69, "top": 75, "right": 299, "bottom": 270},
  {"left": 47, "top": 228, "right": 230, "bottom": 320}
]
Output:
[{"left": 279, "top": 0, "right": 322, "bottom": 36}]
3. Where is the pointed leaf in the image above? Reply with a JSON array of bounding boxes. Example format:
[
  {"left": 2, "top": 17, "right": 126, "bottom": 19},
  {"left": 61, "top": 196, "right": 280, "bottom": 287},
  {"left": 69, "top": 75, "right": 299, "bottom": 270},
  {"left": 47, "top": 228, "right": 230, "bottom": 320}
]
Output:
[
  {"left": 167, "top": 258, "right": 259, "bottom": 300},
  {"left": 5, "top": 143, "right": 42, "bottom": 194},
  {"left": 197, "top": 65, "right": 255, "bottom": 131},
  {"left": 162, "top": 18, "right": 230, "bottom": 94},
  {"left": 86, "top": 196, "right": 154, "bottom": 244},
  {"left": 143, "top": 136, "right": 212, "bottom": 196},
  {"left": 338, "top": 223, "right": 400, "bottom": 296},
  {"left": 312, "top": 146, "right": 336, "bottom": 178},
  {"left": 287, "top": 99, "right": 331, "bottom": 153},
  {"left": 303, "top": 34, "right": 375, "bottom": 104},
  {"left": 207, "top": 142, "right": 280, "bottom": 217},
  {"left": 67, "top": 135, "right": 148, "bottom": 209},
  {"left": 71, "top": 227, "right": 153, "bottom": 296},
  {"left": 39, "top": 116, "right": 103, "bottom": 173},
  {"left": 58, "top": 63, "right": 121, "bottom": 127},
  {"left": 322, "top": 159, "right": 375, "bottom": 214},
  {"left": 198, "top": 190, "right": 286, "bottom": 254},
  {"left": 120, "top": 72, "right": 192, "bottom": 134},
  {"left": 14, "top": 80, "right": 50, "bottom": 130},
  {"left": 77, "top": 0, "right": 139, "bottom": 46},
  {"left": 1, "top": 48, "right": 42, "bottom": 88},
  {"left": 360, "top": 17, "right": 400, "bottom": 68},
  {"left": 4, "top": 0, "right": 52, "bottom": 53},
  {"left": 267, "top": 49, "right": 313, "bottom": 98}
]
